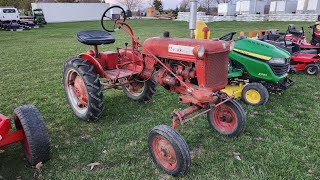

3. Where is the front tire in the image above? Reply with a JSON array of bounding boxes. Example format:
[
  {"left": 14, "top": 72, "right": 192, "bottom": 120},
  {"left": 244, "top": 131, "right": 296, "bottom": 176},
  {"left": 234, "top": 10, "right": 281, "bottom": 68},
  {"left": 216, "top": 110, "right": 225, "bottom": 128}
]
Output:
[
  {"left": 241, "top": 83, "right": 269, "bottom": 106},
  {"left": 63, "top": 57, "right": 104, "bottom": 121},
  {"left": 305, "top": 64, "right": 319, "bottom": 75},
  {"left": 207, "top": 99, "right": 246, "bottom": 138},
  {"left": 148, "top": 125, "right": 191, "bottom": 176},
  {"left": 123, "top": 79, "right": 156, "bottom": 102},
  {"left": 14, "top": 105, "right": 50, "bottom": 165}
]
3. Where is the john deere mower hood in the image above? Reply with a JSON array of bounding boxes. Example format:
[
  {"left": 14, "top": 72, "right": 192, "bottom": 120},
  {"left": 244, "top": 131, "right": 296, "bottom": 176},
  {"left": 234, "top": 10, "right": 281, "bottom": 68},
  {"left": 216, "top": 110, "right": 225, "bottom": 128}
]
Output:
[{"left": 233, "top": 38, "right": 290, "bottom": 61}]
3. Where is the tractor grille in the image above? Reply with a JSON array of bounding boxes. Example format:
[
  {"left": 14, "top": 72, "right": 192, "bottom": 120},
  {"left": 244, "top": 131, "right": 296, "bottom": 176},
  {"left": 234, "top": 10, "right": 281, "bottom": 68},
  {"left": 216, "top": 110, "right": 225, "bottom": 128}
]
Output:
[
  {"left": 205, "top": 52, "right": 229, "bottom": 89},
  {"left": 269, "top": 63, "right": 290, "bottom": 77}
]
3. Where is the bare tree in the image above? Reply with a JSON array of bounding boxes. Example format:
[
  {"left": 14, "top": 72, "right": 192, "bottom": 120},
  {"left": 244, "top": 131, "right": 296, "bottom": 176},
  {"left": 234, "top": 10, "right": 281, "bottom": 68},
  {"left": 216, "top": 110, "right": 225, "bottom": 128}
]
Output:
[
  {"left": 179, "top": 0, "right": 190, "bottom": 12},
  {"left": 200, "top": 0, "right": 216, "bottom": 14},
  {"left": 118, "top": 0, "right": 145, "bottom": 11},
  {"left": 216, "top": 0, "right": 231, "bottom": 3}
]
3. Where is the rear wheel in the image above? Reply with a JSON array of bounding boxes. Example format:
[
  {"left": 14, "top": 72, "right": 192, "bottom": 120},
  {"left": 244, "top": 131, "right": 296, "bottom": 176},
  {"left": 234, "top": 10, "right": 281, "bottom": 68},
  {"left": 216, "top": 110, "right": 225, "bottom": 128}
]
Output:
[
  {"left": 63, "top": 57, "right": 104, "bottom": 121},
  {"left": 123, "top": 79, "right": 156, "bottom": 102},
  {"left": 207, "top": 99, "right": 246, "bottom": 138},
  {"left": 305, "top": 64, "right": 319, "bottom": 75},
  {"left": 14, "top": 105, "right": 50, "bottom": 165},
  {"left": 241, "top": 83, "right": 269, "bottom": 106},
  {"left": 148, "top": 125, "right": 191, "bottom": 176}
]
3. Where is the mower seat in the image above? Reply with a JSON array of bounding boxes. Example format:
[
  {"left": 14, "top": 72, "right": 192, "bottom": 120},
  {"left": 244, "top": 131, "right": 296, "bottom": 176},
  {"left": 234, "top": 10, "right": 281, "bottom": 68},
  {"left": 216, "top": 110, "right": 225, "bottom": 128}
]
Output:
[{"left": 76, "top": 30, "right": 115, "bottom": 45}]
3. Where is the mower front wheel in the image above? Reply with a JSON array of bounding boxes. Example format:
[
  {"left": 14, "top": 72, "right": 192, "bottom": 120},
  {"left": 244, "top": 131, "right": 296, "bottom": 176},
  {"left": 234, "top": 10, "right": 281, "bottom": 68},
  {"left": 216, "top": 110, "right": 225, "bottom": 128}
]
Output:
[
  {"left": 241, "top": 83, "right": 269, "bottom": 106},
  {"left": 148, "top": 125, "right": 191, "bottom": 176},
  {"left": 207, "top": 99, "right": 246, "bottom": 138},
  {"left": 305, "top": 64, "right": 319, "bottom": 75},
  {"left": 14, "top": 105, "right": 50, "bottom": 165},
  {"left": 123, "top": 79, "right": 157, "bottom": 102},
  {"left": 63, "top": 57, "right": 104, "bottom": 121}
]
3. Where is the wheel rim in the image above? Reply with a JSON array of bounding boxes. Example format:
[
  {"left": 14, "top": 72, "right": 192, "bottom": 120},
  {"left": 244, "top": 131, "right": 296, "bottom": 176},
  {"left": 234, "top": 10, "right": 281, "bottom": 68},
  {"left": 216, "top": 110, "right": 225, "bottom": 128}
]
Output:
[
  {"left": 245, "top": 89, "right": 261, "bottom": 104},
  {"left": 66, "top": 69, "right": 88, "bottom": 114},
  {"left": 124, "top": 82, "right": 145, "bottom": 97},
  {"left": 14, "top": 115, "right": 31, "bottom": 161},
  {"left": 213, "top": 104, "right": 237, "bottom": 133},
  {"left": 151, "top": 135, "right": 177, "bottom": 170},
  {"left": 307, "top": 66, "right": 317, "bottom": 74}
]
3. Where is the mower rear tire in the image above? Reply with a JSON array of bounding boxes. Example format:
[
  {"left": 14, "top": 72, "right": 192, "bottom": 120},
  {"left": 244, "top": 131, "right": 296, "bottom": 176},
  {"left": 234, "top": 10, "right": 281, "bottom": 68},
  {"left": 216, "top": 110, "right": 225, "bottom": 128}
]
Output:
[
  {"left": 148, "top": 125, "right": 191, "bottom": 176},
  {"left": 241, "top": 83, "right": 269, "bottom": 106},
  {"left": 207, "top": 99, "right": 246, "bottom": 138},
  {"left": 63, "top": 57, "right": 104, "bottom": 121},
  {"left": 123, "top": 79, "right": 157, "bottom": 102},
  {"left": 305, "top": 64, "right": 319, "bottom": 75},
  {"left": 13, "top": 105, "right": 50, "bottom": 165}
]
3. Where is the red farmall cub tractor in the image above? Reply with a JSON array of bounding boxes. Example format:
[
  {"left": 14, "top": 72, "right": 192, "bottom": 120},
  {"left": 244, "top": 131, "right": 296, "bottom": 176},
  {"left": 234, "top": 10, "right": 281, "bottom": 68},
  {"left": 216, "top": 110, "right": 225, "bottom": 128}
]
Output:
[
  {"left": 63, "top": 6, "right": 246, "bottom": 176},
  {"left": 0, "top": 105, "right": 50, "bottom": 165}
]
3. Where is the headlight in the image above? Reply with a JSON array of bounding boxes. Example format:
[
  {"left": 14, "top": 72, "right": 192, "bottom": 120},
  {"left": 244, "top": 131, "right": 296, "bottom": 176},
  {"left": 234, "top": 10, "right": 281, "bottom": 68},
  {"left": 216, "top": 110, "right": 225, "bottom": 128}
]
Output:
[
  {"left": 193, "top": 45, "right": 205, "bottom": 59},
  {"left": 269, "top": 58, "right": 286, "bottom": 64}
]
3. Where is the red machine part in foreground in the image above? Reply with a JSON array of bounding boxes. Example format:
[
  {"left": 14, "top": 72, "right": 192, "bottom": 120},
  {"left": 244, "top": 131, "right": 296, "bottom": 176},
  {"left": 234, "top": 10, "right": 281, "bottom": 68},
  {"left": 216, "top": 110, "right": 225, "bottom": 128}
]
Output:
[
  {"left": 0, "top": 105, "right": 50, "bottom": 165},
  {"left": 63, "top": 6, "right": 247, "bottom": 176}
]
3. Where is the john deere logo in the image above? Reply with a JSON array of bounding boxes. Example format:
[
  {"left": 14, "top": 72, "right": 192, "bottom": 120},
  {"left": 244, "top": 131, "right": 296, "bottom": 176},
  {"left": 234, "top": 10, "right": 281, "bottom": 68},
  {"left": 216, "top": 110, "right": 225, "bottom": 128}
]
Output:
[{"left": 258, "top": 73, "right": 268, "bottom": 76}]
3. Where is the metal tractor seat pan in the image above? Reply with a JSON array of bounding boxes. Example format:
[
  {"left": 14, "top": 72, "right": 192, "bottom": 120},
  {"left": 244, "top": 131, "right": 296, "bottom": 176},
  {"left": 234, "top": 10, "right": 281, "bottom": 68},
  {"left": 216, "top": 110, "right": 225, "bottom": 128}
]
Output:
[{"left": 76, "top": 30, "right": 115, "bottom": 45}]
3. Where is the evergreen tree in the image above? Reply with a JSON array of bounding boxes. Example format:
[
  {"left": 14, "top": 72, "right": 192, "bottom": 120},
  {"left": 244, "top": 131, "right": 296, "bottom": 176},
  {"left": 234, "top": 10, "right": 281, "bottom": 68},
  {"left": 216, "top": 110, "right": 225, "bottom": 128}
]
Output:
[{"left": 153, "top": 0, "right": 163, "bottom": 12}]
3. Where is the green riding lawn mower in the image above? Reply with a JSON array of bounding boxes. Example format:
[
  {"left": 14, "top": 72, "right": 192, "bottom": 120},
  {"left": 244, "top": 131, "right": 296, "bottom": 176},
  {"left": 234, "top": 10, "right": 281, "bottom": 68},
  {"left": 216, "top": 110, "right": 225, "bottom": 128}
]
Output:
[{"left": 196, "top": 22, "right": 294, "bottom": 106}]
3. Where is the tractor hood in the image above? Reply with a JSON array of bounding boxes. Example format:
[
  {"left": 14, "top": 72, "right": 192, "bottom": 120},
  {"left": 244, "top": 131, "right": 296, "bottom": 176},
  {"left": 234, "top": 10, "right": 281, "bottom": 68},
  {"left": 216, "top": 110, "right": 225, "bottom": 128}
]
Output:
[
  {"left": 142, "top": 37, "right": 230, "bottom": 59},
  {"left": 233, "top": 38, "right": 290, "bottom": 60}
]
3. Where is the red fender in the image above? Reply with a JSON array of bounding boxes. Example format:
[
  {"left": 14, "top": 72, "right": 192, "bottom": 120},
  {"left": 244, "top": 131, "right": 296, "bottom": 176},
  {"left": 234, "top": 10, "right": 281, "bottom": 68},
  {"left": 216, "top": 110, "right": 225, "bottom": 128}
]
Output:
[{"left": 79, "top": 53, "right": 108, "bottom": 78}]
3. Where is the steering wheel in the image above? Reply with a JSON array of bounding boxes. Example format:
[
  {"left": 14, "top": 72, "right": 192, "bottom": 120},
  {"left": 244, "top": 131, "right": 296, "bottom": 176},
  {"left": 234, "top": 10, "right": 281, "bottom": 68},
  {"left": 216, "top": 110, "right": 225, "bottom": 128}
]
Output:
[{"left": 101, "top": 6, "right": 126, "bottom": 32}]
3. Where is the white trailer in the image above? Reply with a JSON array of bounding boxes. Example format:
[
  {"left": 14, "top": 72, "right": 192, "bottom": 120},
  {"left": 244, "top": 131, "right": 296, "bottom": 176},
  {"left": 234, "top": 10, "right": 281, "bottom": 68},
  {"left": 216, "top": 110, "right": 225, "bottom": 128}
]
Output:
[
  {"left": 297, "top": 0, "right": 320, "bottom": 14},
  {"left": 236, "top": 0, "right": 270, "bottom": 15}
]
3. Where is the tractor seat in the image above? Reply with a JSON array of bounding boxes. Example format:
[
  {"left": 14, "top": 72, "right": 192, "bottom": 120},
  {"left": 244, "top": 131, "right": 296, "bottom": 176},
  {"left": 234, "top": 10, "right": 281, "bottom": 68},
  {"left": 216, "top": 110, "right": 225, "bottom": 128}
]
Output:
[{"left": 76, "top": 30, "right": 115, "bottom": 45}]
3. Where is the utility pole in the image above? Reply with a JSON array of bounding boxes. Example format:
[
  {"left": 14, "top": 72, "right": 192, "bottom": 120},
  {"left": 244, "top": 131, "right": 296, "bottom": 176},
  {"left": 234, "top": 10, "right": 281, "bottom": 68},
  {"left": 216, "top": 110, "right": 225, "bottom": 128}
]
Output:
[{"left": 189, "top": 0, "right": 198, "bottom": 38}]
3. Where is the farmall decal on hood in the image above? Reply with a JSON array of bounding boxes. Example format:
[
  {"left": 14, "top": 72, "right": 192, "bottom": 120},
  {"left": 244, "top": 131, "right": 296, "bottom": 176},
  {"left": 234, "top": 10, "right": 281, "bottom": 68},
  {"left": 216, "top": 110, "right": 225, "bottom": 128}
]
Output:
[{"left": 168, "top": 45, "right": 194, "bottom": 56}]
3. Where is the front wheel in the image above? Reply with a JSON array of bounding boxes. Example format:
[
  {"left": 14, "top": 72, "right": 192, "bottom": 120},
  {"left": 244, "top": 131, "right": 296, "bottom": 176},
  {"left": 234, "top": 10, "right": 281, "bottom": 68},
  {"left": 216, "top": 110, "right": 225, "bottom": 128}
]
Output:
[
  {"left": 207, "top": 99, "right": 246, "bottom": 138},
  {"left": 123, "top": 79, "right": 156, "bottom": 102},
  {"left": 305, "top": 64, "right": 319, "bottom": 75},
  {"left": 148, "top": 125, "right": 191, "bottom": 176},
  {"left": 63, "top": 57, "right": 104, "bottom": 121},
  {"left": 241, "top": 83, "right": 269, "bottom": 106},
  {"left": 14, "top": 105, "right": 50, "bottom": 165}
]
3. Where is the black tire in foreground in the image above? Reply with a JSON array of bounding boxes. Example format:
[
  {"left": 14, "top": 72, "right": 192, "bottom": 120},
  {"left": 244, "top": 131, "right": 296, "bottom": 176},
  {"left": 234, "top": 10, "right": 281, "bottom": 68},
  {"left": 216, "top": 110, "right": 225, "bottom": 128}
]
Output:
[
  {"left": 63, "top": 57, "right": 104, "bottom": 121},
  {"left": 123, "top": 79, "right": 157, "bottom": 102},
  {"left": 14, "top": 105, "right": 50, "bottom": 165},
  {"left": 207, "top": 99, "right": 246, "bottom": 138},
  {"left": 241, "top": 83, "right": 269, "bottom": 106},
  {"left": 148, "top": 125, "right": 191, "bottom": 176}
]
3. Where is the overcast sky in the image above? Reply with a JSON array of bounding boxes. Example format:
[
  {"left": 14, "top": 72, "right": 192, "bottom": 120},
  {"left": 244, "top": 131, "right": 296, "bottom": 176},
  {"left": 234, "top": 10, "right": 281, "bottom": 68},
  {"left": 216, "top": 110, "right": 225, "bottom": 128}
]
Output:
[{"left": 106, "top": 0, "right": 180, "bottom": 9}]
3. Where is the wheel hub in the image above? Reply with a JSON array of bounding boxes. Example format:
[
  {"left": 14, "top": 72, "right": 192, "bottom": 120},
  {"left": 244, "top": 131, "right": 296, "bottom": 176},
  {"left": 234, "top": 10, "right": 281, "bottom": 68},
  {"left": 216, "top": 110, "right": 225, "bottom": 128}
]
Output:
[
  {"left": 213, "top": 104, "right": 237, "bottom": 133},
  {"left": 152, "top": 135, "right": 177, "bottom": 170},
  {"left": 245, "top": 89, "right": 261, "bottom": 104},
  {"left": 73, "top": 76, "right": 88, "bottom": 107}
]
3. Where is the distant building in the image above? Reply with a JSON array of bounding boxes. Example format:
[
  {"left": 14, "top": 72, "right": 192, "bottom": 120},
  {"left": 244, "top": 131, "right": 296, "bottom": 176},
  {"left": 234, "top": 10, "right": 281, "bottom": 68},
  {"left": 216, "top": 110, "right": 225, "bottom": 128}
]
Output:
[
  {"left": 269, "top": 0, "right": 298, "bottom": 14},
  {"left": 296, "top": 0, "right": 320, "bottom": 14},
  {"left": 218, "top": 0, "right": 237, "bottom": 16},
  {"left": 236, "top": 0, "right": 271, "bottom": 15}
]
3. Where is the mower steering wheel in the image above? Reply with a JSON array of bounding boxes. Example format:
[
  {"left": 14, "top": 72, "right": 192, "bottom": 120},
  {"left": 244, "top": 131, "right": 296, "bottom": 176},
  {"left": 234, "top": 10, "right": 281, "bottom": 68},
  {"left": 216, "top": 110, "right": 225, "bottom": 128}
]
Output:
[{"left": 101, "top": 6, "right": 126, "bottom": 32}]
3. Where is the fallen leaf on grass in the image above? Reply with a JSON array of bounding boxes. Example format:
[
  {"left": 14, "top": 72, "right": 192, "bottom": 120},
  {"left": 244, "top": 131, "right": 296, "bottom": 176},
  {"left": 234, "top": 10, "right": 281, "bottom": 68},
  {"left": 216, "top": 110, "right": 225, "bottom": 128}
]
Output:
[
  {"left": 35, "top": 162, "right": 44, "bottom": 169},
  {"left": 0, "top": 150, "right": 5, "bottom": 154},
  {"left": 87, "top": 162, "right": 100, "bottom": 170},
  {"left": 273, "top": 124, "right": 284, "bottom": 129},
  {"left": 233, "top": 152, "right": 242, "bottom": 161},
  {"left": 308, "top": 169, "right": 314, "bottom": 174},
  {"left": 254, "top": 136, "right": 263, "bottom": 141}
]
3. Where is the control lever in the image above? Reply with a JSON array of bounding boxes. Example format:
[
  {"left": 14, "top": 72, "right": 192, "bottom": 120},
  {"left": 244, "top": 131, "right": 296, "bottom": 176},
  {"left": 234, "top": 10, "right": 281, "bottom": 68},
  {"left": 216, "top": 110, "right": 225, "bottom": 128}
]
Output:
[{"left": 124, "top": 42, "right": 128, "bottom": 56}]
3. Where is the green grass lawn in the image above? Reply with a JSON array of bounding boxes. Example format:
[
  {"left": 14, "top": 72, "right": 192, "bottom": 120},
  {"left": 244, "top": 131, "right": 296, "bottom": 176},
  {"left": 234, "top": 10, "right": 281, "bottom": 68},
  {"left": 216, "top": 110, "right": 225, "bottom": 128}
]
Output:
[{"left": 0, "top": 20, "right": 319, "bottom": 179}]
